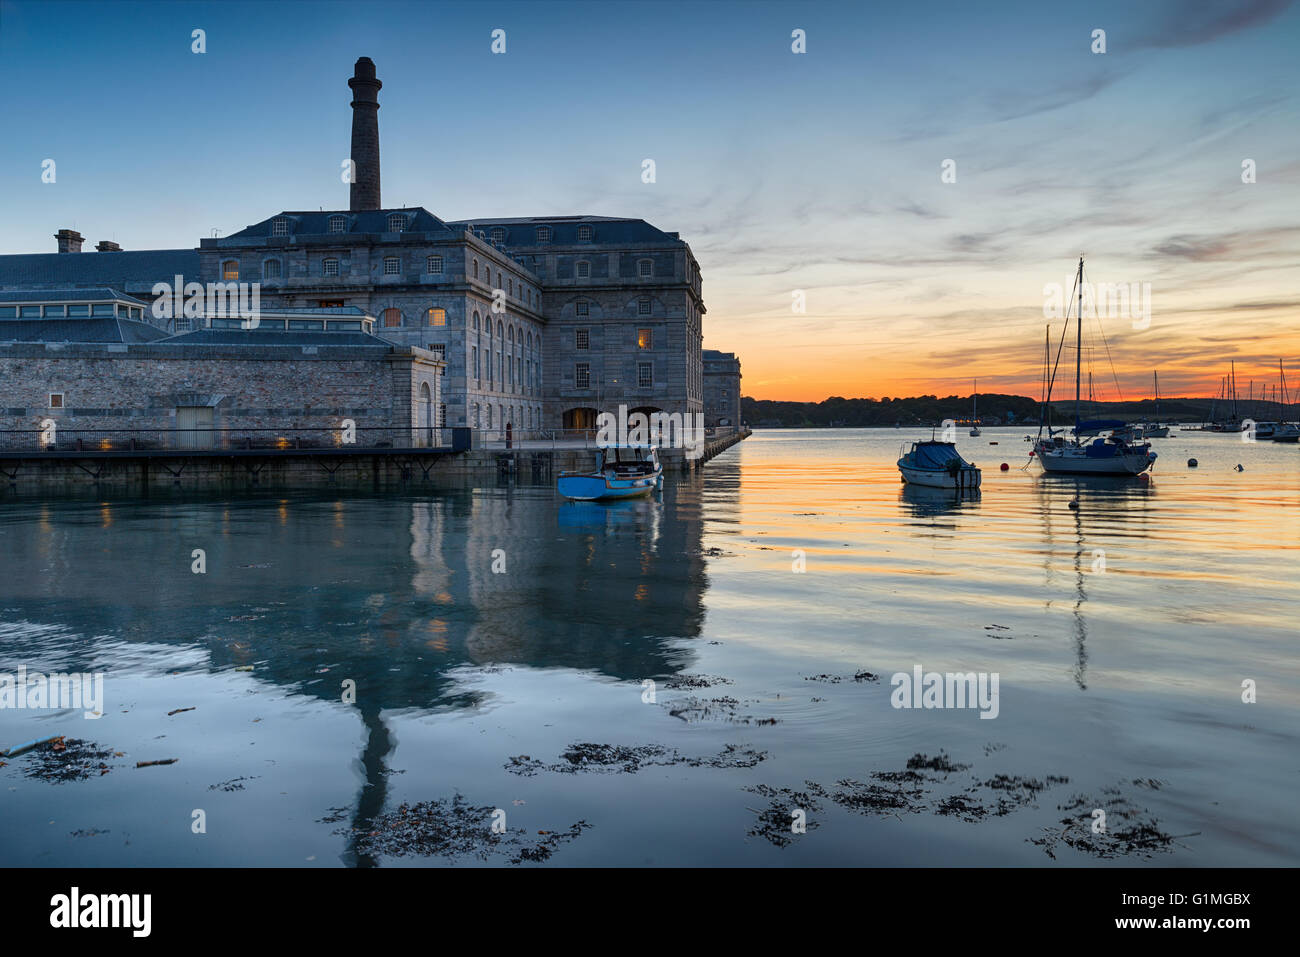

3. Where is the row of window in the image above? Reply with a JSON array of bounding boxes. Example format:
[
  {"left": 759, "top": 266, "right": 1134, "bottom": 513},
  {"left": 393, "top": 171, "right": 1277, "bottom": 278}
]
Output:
[
  {"left": 0, "top": 303, "right": 142, "bottom": 320},
  {"left": 573, "top": 362, "right": 655, "bottom": 389},
  {"left": 381, "top": 307, "right": 446, "bottom": 327},
  {"left": 574, "top": 298, "right": 653, "bottom": 317},
  {"left": 469, "top": 258, "right": 534, "bottom": 306},
  {"left": 470, "top": 403, "right": 541, "bottom": 430},
  {"left": 470, "top": 347, "right": 538, "bottom": 395},
  {"left": 273, "top": 213, "right": 413, "bottom": 237},
  {"left": 572, "top": 259, "right": 654, "bottom": 280},
  {"left": 573, "top": 328, "right": 654, "bottom": 350}
]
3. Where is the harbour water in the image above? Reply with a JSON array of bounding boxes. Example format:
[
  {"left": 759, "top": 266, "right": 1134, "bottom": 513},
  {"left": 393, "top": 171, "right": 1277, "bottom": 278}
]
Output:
[{"left": 1, "top": 428, "right": 1297, "bottom": 866}]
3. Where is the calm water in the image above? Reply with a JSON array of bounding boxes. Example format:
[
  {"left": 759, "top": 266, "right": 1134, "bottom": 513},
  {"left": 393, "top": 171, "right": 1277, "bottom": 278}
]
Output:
[{"left": 1, "top": 428, "right": 1297, "bottom": 866}]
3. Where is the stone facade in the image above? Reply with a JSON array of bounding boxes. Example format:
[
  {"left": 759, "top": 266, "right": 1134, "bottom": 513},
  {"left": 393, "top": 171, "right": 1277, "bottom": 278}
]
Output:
[
  {"left": 703, "top": 350, "right": 742, "bottom": 428},
  {"left": 0, "top": 339, "right": 443, "bottom": 450}
]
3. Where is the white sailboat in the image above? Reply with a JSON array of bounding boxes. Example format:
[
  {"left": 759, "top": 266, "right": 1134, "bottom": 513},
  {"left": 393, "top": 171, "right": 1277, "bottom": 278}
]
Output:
[
  {"left": 969, "top": 380, "right": 981, "bottom": 436},
  {"left": 1034, "top": 257, "right": 1157, "bottom": 476}
]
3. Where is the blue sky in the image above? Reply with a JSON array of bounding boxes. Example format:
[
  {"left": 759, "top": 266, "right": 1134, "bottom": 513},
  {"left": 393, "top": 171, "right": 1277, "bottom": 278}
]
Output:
[{"left": 2, "top": 0, "right": 1298, "bottom": 398}]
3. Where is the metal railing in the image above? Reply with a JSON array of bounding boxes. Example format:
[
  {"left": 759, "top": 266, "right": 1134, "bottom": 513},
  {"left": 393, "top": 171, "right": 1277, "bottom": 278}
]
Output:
[{"left": 0, "top": 425, "right": 465, "bottom": 454}]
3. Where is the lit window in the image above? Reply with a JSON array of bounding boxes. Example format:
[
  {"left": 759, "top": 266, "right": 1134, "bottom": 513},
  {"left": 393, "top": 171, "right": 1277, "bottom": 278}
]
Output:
[
  {"left": 576, "top": 300, "right": 589, "bottom": 317},
  {"left": 322, "top": 258, "right": 340, "bottom": 277},
  {"left": 329, "top": 215, "right": 347, "bottom": 234},
  {"left": 272, "top": 218, "right": 288, "bottom": 236},
  {"left": 576, "top": 260, "right": 590, "bottom": 279},
  {"left": 637, "top": 328, "right": 652, "bottom": 349},
  {"left": 427, "top": 255, "right": 443, "bottom": 273},
  {"left": 637, "top": 297, "right": 651, "bottom": 316},
  {"left": 638, "top": 363, "right": 653, "bottom": 388},
  {"left": 263, "top": 259, "right": 281, "bottom": 279},
  {"left": 383, "top": 257, "right": 400, "bottom": 275},
  {"left": 577, "top": 225, "right": 593, "bottom": 241},
  {"left": 638, "top": 259, "right": 652, "bottom": 278},
  {"left": 383, "top": 308, "right": 402, "bottom": 327},
  {"left": 575, "top": 362, "right": 591, "bottom": 389},
  {"left": 491, "top": 227, "right": 506, "bottom": 242},
  {"left": 387, "top": 213, "right": 407, "bottom": 232},
  {"left": 575, "top": 329, "right": 589, "bottom": 350},
  {"left": 49, "top": 393, "right": 64, "bottom": 409},
  {"left": 427, "top": 307, "right": 446, "bottom": 326},
  {"left": 536, "top": 226, "right": 551, "bottom": 242},
  {"left": 221, "top": 260, "right": 239, "bottom": 280}
]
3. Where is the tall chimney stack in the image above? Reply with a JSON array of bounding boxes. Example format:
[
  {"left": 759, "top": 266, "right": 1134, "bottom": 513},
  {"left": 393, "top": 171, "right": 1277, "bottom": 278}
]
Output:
[
  {"left": 348, "top": 56, "right": 382, "bottom": 211},
  {"left": 55, "top": 228, "right": 84, "bottom": 253}
]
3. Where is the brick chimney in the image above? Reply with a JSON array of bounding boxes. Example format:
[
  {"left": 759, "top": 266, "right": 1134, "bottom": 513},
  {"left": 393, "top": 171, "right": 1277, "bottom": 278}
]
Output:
[
  {"left": 348, "top": 56, "right": 382, "bottom": 211},
  {"left": 55, "top": 229, "right": 84, "bottom": 253},
  {"left": 95, "top": 240, "right": 122, "bottom": 252}
]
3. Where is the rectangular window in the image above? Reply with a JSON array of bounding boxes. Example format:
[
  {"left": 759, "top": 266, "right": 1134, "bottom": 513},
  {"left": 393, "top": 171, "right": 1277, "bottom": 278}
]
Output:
[
  {"left": 575, "top": 329, "right": 589, "bottom": 350},
  {"left": 272, "top": 219, "right": 288, "bottom": 236},
  {"left": 317, "top": 299, "right": 344, "bottom": 308},
  {"left": 91, "top": 304, "right": 114, "bottom": 317},
  {"left": 516, "top": 357, "right": 521, "bottom": 389},
  {"left": 576, "top": 300, "right": 589, "bottom": 317},
  {"left": 427, "top": 255, "right": 443, "bottom": 273},
  {"left": 49, "top": 393, "right": 64, "bottom": 409},
  {"left": 639, "top": 260, "right": 652, "bottom": 278},
  {"left": 473, "top": 345, "right": 479, "bottom": 379},
  {"left": 427, "top": 307, "right": 446, "bottom": 326},
  {"left": 0, "top": 306, "right": 15, "bottom": 318},
  {"left": 383, "top": 257, "right": 400, "bottom": 275},
  {"left": 637, "top": 328, "right": 652, "bottom": 349},
  {"left": 638, "top": 298, "right": 651, "bottom": 316},
  {"left": 44, "top": 305, "right": 67, "bottom": 318},
  {"left": 576, "top": 261, "right": 590, "bottom": 279},
  {"left": 638, "top": 362, "right": 653, "bottom": 388},
  {"left": 222, "top": 262, "right": 239, "bottom": 280},
  {"left": 575, "top": 362, "right": 591, "bottom": 389},
  {"left": 288, "top": 319, "right": 325, "bottom": 330},
  {"left": 429, "top": 343, "right": 446, "bottom": 374},
  {"left": 66, "top": 304, "right": 89, "bottom": 317},
  {"left": 322, "top": 259, "right": 340, "bottom": 277},
  {"left": 19, "top": 305, "right": 41, "bottom": 317},
  {"left": 264, "top": 260, "right": 281, "bottom": 279}
]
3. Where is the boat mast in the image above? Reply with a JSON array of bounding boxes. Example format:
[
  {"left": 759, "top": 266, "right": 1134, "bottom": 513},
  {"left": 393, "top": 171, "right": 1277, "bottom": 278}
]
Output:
[
  {"left": 1074, "top": 256, "right": 1083, "bottom": 432},
  {"left": 1154, "top": 371, "right": 1160, "bottom": 422}
]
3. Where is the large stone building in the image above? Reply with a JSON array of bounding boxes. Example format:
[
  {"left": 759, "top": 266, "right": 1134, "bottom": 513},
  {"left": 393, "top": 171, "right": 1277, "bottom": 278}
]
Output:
[
  {"left": 0, "top": 57, "right": 731, "bottom": 443},
  {"left": 703, "top": 350, "right": 742, "bottom": 428}
]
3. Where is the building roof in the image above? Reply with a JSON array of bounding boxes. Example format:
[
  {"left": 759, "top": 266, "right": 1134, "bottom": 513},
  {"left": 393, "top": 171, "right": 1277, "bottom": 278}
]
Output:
[
  {"left": 224, "top": 207, "right": 456, "bottom": 240},
  {"left": 157, "top": 328, "right": 393, "bottom": 347},
  {"left": 0, "top": 317, "right": 170, "bottom": 344},
  {"left": 447, "top": 216, "right": 683, "bottom": 246},
  {"left": 0, "top": 250, "right": 200, "bottom": 289},
  {"left": 0, "top": 287, "right": 149, "bottom": 305}
]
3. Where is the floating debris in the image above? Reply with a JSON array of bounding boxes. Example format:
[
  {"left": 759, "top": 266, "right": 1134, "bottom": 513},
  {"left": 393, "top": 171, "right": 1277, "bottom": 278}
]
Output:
[
  {"left": 209, "top": 776, "right": 259, "bottom": 792},
  {"left": 19, "top": 737, "right": 116, "bottom": 783},
  {"left": 1029, "top": 789, "right": 1191, "bottom": 860},
  {"left": 506, "top": 741, "right": 767, "bottom": 776},
  {"left": 167, "top": 707, "right": 195, "bottom": 716},
  {"left": 136, "top": 759, "right": 178, "bottom": 769},
  {"left": 745, "top": 783, "right": 827, "bottom": 847},
  {"left": 663, "top": 674, "right": 733, "bottom": 689}
]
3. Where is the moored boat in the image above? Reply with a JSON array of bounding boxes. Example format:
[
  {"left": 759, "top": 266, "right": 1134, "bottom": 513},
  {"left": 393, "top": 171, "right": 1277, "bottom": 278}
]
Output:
[
  {"left": 557, "top": 444, "right": 663, "bottom": 500},
  {"left": 897, "top": 439, "right": 982, "bottom": 490}
]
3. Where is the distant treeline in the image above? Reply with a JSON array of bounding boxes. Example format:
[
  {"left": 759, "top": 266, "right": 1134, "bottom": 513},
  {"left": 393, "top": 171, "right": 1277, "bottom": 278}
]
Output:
[{"left": 741, "top": 394, "right": 1297, "bottom": 428}]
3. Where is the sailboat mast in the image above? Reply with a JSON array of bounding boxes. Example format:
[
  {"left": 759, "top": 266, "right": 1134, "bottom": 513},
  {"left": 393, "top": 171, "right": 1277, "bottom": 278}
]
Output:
[
  {"left": 1154, "top": 371, "right": 1160, "bottom": 421},
  {"left": 1075, "top": 257, "right": 1083, "bottom": 431}
]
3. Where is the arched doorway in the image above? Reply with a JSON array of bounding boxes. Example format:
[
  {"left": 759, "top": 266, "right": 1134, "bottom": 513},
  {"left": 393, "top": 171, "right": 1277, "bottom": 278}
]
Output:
[{"left": 419, "top": 382, "right": 433, "bottom": 447}]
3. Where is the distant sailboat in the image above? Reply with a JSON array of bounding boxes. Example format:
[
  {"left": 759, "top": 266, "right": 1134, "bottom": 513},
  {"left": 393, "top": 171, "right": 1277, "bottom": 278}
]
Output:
[
  {"left": 1141, "top": 372, "right": 1170, "bottom": 437},
  {"left": 1034, "top": 257, "right": 1157, "bottom": 476},
  {"left": 969, "top": 380, "right": 981, "bottom": 436}
]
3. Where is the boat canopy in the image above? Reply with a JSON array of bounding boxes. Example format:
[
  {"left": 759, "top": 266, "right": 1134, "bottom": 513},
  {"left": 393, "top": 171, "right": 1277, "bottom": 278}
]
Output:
[
  {"left": 908, "top": 441, "right": 966, "bottom": 469},
  {"left": 1073, "top": 419, "right": 1127, "bottom": 436}
]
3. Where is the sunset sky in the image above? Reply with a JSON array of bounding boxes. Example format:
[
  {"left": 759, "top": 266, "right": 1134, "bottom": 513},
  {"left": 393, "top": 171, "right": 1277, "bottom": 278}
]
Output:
[{"left": 2, "top": 0, "right": 1298, "bottom": 401}]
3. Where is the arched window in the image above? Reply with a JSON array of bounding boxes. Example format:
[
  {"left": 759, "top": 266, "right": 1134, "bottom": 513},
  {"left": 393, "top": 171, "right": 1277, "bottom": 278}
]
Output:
[
  {"left": 387, "top": 213, "right": 407, "bottom": 232},
  {"left": 527, "top": 331, "right": 532, "bottom": 349},
  {"left": 322, "top": 258, "right": 340, "bottom": 277},
  {"left": 473, "top": 311, "right": 480, "bottom": 332},
  {"left": 263, "top": 259, "right": 281, "bottom": 280},
  {"left": 508, "top": 326, "right": 514, "bottom": 344},
  {"left": 486, "top": 405, "right": 492, "bottom": 428},
  {"left": 426, "top": 307, "right": 446, "bottom": 326},
  {"left": 328, "top": 215, "right": 347, "bottom": 234},
  {"left": 472, "top": 258, "right": 479, "bottom": 278},
  {"left": 496, "top": 271, "right": 502, "bottom": 289},
  {"left": 472, "top": 403, "right": 479, "bottom": 428},
  {"left": 497, "top": 321, "right": 503, "bottom": 338},
  {"left": 221, "top": 260, "right": 239, "bottom": 281},
  {"left": 382, "top": 308, "right": 402, "bottom": 327}
]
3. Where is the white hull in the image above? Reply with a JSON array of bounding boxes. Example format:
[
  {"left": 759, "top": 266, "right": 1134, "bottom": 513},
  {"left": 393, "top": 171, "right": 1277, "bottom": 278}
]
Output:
[
  {"left": 898, "top": 464, "right": 982, "bottom": 490},
  {"left": 1037, "top": 448, "right": 1154, "bottom": 475}
]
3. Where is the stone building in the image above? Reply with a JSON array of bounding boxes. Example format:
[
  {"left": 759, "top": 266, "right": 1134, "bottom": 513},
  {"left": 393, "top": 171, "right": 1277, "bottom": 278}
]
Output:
[
  {"left": 703, "top": 350, "right": 742, "bottom": 428},
  {"left": 0, "top": 57, "right": 732, "bottom": 441}
]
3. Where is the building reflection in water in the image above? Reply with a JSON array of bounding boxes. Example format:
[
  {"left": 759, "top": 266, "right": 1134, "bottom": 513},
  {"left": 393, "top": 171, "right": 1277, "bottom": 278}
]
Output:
[{"left": 0, "top": 485, "right": 707, "bottom": 865}]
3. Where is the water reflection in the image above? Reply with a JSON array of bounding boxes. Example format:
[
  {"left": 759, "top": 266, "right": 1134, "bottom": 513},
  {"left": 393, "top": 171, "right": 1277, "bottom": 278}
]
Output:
[
  {"left": 898, "top": 484, "right": 982, "bottom": 517},
  {"left": 0, "top": 486, "right": 706, "bottom": 866}
]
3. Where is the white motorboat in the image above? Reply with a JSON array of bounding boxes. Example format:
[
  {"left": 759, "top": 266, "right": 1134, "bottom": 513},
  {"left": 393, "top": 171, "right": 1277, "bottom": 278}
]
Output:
[{"left": 898, "top": 440, "right": 982, "bottom": 490}]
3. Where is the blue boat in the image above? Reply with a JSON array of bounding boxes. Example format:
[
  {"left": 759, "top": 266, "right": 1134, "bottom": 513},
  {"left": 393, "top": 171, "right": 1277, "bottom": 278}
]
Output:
[
  {"left": 897, "top": 439, "right": 982, "bottom": 491},
  {"left": 557, "top": 444, "right": 663, "bottom": 500}
]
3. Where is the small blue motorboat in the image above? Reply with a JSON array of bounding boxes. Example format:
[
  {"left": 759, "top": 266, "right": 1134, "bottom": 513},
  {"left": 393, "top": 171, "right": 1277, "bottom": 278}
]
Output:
[
  {"left": 557, "top": 444, "right": 663, "bottom": 500},
  {"left": 897, "top": 439, "right": 982, "bottom": 491}
]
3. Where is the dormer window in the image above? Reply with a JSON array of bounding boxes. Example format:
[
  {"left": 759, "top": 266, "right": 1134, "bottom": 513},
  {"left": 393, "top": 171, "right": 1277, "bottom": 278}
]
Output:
[
  {"left": 576, "top": 260, "right": 590, "bottom": 279},
  {"left": 535, "top": 226, "right": 551, "bottom": 243},
  {"left": 490, "top": 227, "right": 506, "bottom": 242},
  {"left": 322, "top": 258, "right": 340, "bottom": 277},
  {"left": 329, "top": 215, "right": 347, "bottom": 234},
  {"left": 577, "top": 225, "right": 593, "bottom": 241},
  {"left": 638, "top": 259, "right": 653, "bottom": 278},
  {"left": 387, "top": 213, "right": 407, "bottom": 233},
  {"left": 272, "top": 218, "right": 288, "bottom": 236}
]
